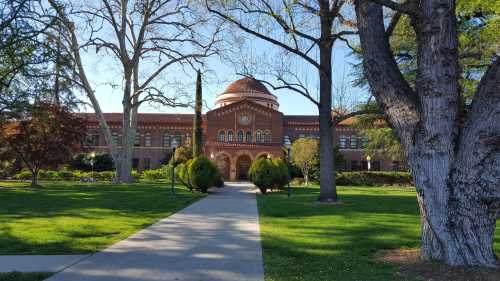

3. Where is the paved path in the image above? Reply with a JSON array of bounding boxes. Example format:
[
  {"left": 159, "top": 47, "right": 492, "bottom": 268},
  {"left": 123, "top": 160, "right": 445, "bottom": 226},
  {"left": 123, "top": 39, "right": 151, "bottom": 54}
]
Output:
[
  {"left": 44, "top": 182, "right": 264, "bottom": 281},
  {"left": 0, "top": 255, "right": 89, "bottom": 273}
]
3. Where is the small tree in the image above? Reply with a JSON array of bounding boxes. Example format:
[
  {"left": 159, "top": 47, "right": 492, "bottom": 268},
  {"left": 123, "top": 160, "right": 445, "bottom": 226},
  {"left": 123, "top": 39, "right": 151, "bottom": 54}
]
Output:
[
  {"left": 1, "top": 103, "right": 86, "bottom": 186},
  {"left": 291, "top": 138, "right": 319, "bottom": 186},
  {"left": 170, "top": 146, "right": 193, "bottom": 166}
]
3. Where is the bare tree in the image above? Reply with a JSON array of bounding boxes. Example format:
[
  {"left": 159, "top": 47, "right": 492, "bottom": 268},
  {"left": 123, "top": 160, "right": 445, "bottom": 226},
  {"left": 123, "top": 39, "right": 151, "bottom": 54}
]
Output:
[
  {"left": 48, "top": 0, "right": 220, "bottom": 182},
  {"left": 207, "top": 0, "right": 359, "bottom": 202},
  {"left": 355, "top": 0, "right": 500, "bottom": 266}
]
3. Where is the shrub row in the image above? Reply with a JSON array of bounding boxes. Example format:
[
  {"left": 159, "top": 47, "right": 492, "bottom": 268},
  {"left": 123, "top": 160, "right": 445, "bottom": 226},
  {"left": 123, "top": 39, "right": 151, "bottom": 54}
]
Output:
[
  {"left": 336, "top": 171, "right": 413, "bottom": 186},
  {"left": 248, "top": 158, "right": 290, "bottom": 194},
  {"left": 176, "top": 156, "right": 224, "bottom": 193},
  {"left": 13, "top": 169, "right": 143, "bottom": 182}
]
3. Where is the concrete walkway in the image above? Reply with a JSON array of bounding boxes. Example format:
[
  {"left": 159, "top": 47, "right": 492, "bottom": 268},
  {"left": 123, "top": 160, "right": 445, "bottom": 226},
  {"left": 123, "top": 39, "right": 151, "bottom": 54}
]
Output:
[{"left": 42, "top": 182, "right": 264, "bottom": 281}]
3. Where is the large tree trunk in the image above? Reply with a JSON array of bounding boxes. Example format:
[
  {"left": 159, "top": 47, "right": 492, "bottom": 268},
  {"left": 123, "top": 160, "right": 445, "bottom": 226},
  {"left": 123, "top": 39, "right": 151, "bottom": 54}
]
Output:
[
  {"left": 115, "top": 71, "right": 134, "bottom": 183},
  {"left": 355, "top": 0, "right": 500, "bottom": 267},
  {"left": 317, "top": 0, "right": 337, "bottom": 202}
]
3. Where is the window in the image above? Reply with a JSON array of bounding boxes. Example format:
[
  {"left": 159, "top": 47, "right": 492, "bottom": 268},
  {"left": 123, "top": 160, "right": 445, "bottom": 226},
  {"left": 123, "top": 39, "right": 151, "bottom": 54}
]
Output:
[
  {"left": 143, "top": 158, "right": 150, "bottom": 170},
  {"left": 227, "top": 130, "right": 234, "bottom": 142},
  {"left": 246, "top": 131, "right": 252, "bottom": 142},
  {"left": 264, "top": 131, "right": 272, "bottom": 143},
  {"left": 112, "top": 132, "right": 119, "bottom": 146},
  {"left": 373, "top": 161, "right": 381, "bottom": 171},
  {"left": 163, "top": 133, "right": 171, "bottom": 147},
  {"left": 144, "top": 133, "right": 152, "bottom": 147},
  {"left": 218, "top": 131, "right": 225, "bottom": 142},
  {"left": 299, "top": 133, "right": 305, "bottom": 139},
  {"left": 134, "top": 133, "right": 141, "bottom": 146},
  {"left": 362, "top": 136, "right": 369, "bottom": 148},
  {"left": 87, "top": 134, "right": 99, "bottom": 146},
  {"left": 175, "top": 132, "right": 182, "bottom": 146},
  {"left": 256, "top": 130, "right": 263, "bottom": 143},
  {"left": 339, "top": 135, "right": 348, "bottom": 148},
  {"left": 350, "top": 135, "right": 357, "bottom": 148},
  {"left": 237, "top": 130, "right": 244, "bottom": 142},
  {"left": 185, "top": 133, "right": 191, "bottom": 145}
]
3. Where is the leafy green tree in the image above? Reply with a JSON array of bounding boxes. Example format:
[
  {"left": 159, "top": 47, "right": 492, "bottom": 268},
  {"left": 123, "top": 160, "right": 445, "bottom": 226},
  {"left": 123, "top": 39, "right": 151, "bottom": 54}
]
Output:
[
  {"left": 291, "top": 138, "right": 319, "bottom": 186},
  {"left": 354, "top": 102, "right": 405, "bottom": 162}
]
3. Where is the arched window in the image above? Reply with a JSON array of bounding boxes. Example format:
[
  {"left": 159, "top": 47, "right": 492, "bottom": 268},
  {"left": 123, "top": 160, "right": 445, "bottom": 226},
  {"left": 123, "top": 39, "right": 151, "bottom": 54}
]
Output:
[
  {"left": 237, "top": 130, "right": 244, "bottom": 142},
  {"left": 112, "top": 132, "right": 119, "bottom": 146},
  {"left": 144, "top": 132, "right": 152, "bottom": 147},
  {"left": 175, "top": 132, "right": 182, "bottom": 146},
  {"left": 264, "top": 131, "right": 272, "bottom": 143},
  {"left": 246, "top": 131, "right": 252, "bottom": 143},
  {"left": 218, "top": 131, "right": 225, "bottom": 142},
  {"left": 256, "top": 130, "right": 263, "bottom": 143},
  {"left": 362, "top": 136, "right": 369, "bottom": 148},
  {"left": 134, "top": 133, "right": 141, "bottom": 147},
  {"left": 163, "top": 133, "right": 171, "bottom": 147},
  {"left": 350, "top": 135, "right": 357, "bottom": 148},
  {"left": 339, "top": 135, "right": 348, "bottom": 148},
  {"left": 227, "top": 130, "right": 234, "bottom": 142}
]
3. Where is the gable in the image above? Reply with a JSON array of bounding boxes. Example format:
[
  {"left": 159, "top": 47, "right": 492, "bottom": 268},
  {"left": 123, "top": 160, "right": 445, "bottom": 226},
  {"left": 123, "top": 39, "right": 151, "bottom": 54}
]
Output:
[{"left": 207, "top": 99, "right": 279, "bottom": 119}]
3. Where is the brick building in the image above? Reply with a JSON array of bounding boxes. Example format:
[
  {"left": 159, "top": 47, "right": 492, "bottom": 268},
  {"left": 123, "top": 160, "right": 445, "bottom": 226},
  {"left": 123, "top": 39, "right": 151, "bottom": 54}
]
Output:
[{"left": 83, "top": 77, "right": 402, "bottom": 180}]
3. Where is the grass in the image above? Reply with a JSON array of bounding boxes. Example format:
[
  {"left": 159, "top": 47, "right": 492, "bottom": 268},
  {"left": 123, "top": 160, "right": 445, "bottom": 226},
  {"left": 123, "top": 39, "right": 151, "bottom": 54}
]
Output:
[
  {"left": 0, "top": 180, "right": 204, "bottom": 255},
  {"left": 257, "top": 186, "right": 500, "bottom": 281}
]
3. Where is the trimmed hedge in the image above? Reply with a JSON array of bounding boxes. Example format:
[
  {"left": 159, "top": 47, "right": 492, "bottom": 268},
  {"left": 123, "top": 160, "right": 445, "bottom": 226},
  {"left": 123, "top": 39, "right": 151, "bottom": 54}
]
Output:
[
  {"left": 176, "top": 157, "right": 223, "bottom": 193},
  {"left": 249, "top": 157, "right": 290, "bottom": 194},
  {"left": 12, "top": 169, "right": 142, "bottom": 182},
  {"left": 336, "top": 171, "right": 413, "bottom": 186}
]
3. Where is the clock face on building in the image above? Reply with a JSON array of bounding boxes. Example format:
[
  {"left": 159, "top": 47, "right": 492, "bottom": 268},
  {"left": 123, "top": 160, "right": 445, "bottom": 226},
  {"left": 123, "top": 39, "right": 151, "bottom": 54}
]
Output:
[{"left": 239, "top": 114, "right": 251, "bottom": 125}]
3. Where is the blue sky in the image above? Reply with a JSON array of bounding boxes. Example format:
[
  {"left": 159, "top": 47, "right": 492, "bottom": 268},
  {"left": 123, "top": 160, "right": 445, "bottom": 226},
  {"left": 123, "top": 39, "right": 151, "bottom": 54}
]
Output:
[{"left": 80, "top": 36, "right": 367, "bottom": 116}]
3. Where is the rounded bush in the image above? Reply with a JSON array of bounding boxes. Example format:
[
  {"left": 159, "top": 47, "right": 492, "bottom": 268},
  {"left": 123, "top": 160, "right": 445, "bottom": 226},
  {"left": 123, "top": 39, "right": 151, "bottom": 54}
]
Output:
[
  {"left": 272, "top": 158, "right": 290, "bottom": 190},
  {"left": 249, "top": 157, "right": 290, "bottom": 194},
  {"left": 188, "top": 156, "right": 222, "bottom": 193},
  {"left": 13, "top": 170, "right": 32, "bottom": 180},
  {"left": 248, "top": 158, "right": 275, "bottom": 194}
]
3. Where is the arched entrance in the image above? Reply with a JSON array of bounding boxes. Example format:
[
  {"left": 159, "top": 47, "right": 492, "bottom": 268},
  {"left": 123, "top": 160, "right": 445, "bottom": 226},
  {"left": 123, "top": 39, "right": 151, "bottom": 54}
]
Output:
[
  {"left": 236, "top": 155, "right": 252, "bottom": 180},
  {"left": 215, "top": 154, "right": 230, "bottom": 180}
]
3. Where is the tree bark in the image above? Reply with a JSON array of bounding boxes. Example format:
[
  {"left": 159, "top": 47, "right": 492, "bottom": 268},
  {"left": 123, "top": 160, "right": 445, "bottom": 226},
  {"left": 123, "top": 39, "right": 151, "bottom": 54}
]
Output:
[
  {"left": 355, "top": 0, "right": 500, "bottom": 266},
  {"left": 317, "top": 0, "right": 336, "bottom": 202}
]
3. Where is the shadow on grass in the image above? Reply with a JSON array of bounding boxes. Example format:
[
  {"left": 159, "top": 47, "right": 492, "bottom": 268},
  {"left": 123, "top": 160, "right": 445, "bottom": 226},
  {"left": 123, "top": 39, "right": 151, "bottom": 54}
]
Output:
[
  {"left": 257, "top": 186, "right": 499, "bottom": 281},
  {"left": 0, "top": 181, "right": 203, "bottom": 254}
]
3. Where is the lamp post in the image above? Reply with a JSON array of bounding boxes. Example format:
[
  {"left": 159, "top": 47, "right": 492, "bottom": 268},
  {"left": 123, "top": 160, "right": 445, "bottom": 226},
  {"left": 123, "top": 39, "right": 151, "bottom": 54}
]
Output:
[
  {"left": 284, "top": 139, "right": 292, "bottom": 198},
  {"left": 89, "top": 152, "right": 96, "bottom": 181},
  {"left": 171, "top": 138, "right": 179, "bottom": 196},
  {"left": 366, "top": 155, "right": 372, "bottom": 171}
]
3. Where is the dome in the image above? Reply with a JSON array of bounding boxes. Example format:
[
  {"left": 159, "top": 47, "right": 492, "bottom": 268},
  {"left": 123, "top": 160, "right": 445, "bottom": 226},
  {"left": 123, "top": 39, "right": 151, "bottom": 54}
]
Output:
[{"left": 215, "top": 77, "right": 279, "bottom": 110}]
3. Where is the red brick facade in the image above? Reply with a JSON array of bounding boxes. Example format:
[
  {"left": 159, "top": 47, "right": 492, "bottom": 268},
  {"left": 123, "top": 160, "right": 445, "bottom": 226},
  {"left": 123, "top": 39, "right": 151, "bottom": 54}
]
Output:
[{"left": 83, "top": 78, "right": 404, "bottom": 180}]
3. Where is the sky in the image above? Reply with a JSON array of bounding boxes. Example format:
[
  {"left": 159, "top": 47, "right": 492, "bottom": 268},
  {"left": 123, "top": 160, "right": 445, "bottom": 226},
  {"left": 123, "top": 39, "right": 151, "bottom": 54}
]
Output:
[{"left": 78, "top": 17, "right": 368, "bottom": 116}]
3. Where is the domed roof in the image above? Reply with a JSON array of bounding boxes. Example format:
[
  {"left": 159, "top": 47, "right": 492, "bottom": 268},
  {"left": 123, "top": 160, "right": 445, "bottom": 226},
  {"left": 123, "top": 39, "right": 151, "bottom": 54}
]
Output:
[
  {"left": 215, "top": 77, "right": 279, "bottom": 110},
  {"left": 222, "top": 77, "right": 272, "bottom": 96}
]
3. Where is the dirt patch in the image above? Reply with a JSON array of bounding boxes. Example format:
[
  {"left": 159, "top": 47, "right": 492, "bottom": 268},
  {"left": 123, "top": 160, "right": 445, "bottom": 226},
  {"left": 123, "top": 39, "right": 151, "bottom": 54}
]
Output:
[{"left": 375, "top": 249, "right": 500, "bottom": 281}]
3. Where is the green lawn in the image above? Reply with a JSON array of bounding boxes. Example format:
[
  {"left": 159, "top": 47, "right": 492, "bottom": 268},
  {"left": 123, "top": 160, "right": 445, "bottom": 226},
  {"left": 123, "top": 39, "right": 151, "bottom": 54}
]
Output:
[
  {"left": 257, "top": 186, "right": 500, "bottom": 281},
  {"left": 0, "top": 180, "right": 203, "bottom": 255}
]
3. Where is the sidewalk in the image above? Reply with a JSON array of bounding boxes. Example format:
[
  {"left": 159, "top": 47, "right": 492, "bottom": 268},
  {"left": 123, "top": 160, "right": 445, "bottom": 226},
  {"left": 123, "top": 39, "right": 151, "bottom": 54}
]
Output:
[{"left": 40, "top": 182, "right": 264, "bottom": 281}]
